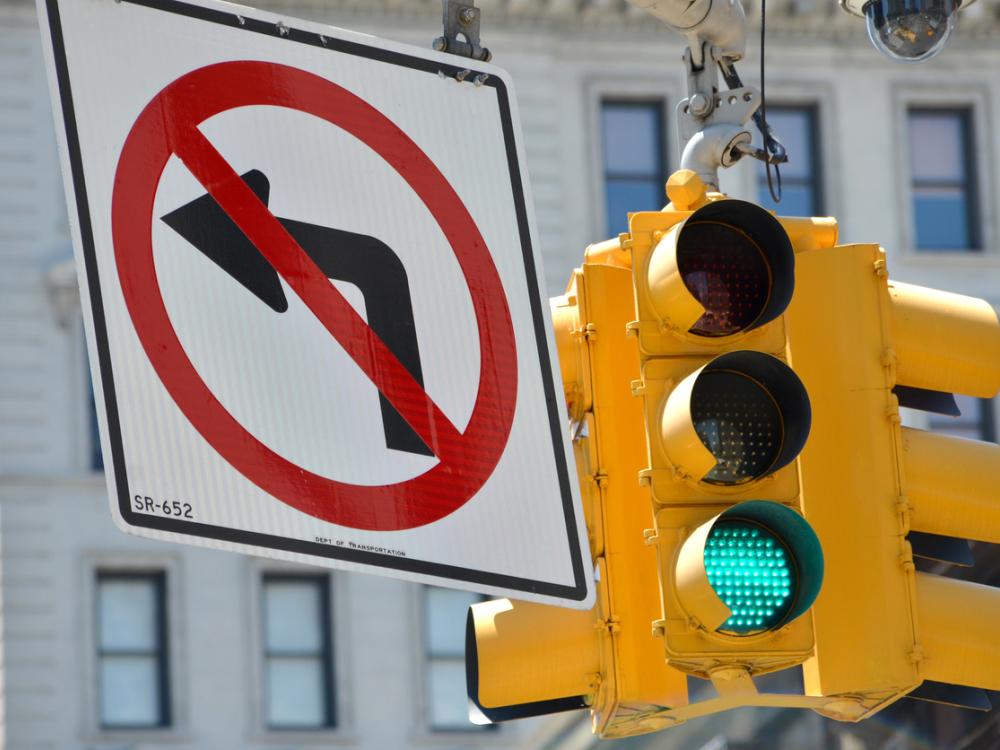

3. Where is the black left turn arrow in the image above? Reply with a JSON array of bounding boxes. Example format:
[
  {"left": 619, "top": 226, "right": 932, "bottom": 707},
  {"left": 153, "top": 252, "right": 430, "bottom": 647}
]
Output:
[{"left": 161, "top": 169, "right": 433, "bottom": 457}]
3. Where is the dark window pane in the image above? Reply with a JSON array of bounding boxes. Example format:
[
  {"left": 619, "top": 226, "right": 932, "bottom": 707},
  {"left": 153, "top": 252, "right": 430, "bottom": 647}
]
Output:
[
  {"left": 754, "top": 106, "right": 821, "bottom": 215},
  {"left": 87, "top": 364, "right": 103, "bottom": 471},
  {"left": 909, "top": 113, "right": 966, "bottom": 182},
  {"left": 908, "top": 108, "right": 978, "bottom": 251},
  {"left": 929, "top": 395, "right": 994, "bottom": 442},
  {"left": 601, "top": 100, "right": 666, "bottom": 238},
  {"left": 914, "top": 189, "right": 970, "bottom": 249},
  {"left": 601, "top": 103, "right": 662, "bottom": 174},
  {"left": 606, "top": 179, "right": 663, "bottom": 236},
  {"left": 760, "top": 109, "right": 813, "bottom": 180},
  {"left": 758, "top": 183, "right": 814, "bottom": 217}
]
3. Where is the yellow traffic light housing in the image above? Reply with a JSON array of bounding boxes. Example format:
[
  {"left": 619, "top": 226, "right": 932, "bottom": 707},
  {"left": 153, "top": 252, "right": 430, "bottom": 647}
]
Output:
[
  {"left": 786, "top": 241, "right": 1000, "bottom": 720},
  {"left": 467, "top": 260, "right": 688, "bottom": 738},
  {"left": 626, "top": 184, "right": 826, "bottom": 685}
]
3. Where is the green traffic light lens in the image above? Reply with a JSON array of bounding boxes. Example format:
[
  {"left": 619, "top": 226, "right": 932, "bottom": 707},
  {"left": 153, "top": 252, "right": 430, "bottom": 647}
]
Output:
[{"left": 704, "top": 520, "right": 796, "bottom": 635}]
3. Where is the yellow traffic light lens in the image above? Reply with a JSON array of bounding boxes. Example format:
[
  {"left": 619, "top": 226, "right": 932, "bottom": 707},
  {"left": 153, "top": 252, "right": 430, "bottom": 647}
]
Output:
[
  {"left": 705, "top": 520, "right": 795, "bottom": 635},
  {"left": 678, "top": 221, "right": 771, "bottom": 337},
  {"left": 692, "top": 370, "right": 782, "bottom": 485}
]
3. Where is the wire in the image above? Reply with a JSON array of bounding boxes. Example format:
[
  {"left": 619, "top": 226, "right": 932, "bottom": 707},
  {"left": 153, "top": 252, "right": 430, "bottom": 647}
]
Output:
[{"left": 760, "top": 0, "right": 783, "bottom": 203}]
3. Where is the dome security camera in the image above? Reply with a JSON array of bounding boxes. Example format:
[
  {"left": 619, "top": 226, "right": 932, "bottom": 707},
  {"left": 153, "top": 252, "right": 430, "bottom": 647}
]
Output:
[{"left": 841, "top": 0, "right": 977, "bottom": 63}]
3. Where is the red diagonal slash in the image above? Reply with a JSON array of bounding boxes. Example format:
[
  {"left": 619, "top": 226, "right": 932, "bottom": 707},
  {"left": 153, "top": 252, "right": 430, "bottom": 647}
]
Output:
[
  {"left": 111, "top": 61, "right": 517, "bottom": 531},
  {"left": 171, "top": 124, "right": 463, "bottom": 459}
]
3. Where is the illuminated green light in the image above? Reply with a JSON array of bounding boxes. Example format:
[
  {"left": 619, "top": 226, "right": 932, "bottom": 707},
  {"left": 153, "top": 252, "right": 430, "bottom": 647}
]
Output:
[{"left": 704, "top": 520, "right": 796, "bottom": 635}]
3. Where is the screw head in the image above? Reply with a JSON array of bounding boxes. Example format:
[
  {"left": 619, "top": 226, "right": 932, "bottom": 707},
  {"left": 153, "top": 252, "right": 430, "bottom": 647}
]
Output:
[{"left": 458, "top": 7, "right": 478, "bottom": 24}]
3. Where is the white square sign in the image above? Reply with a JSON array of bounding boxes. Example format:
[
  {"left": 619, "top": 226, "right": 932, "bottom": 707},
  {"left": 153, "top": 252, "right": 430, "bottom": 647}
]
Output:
[{"left": 39, "top": 0, "right": 594, "bottom": 608}]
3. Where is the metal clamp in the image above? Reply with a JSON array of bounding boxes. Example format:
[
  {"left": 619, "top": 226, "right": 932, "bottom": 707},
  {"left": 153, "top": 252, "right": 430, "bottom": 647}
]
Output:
[{"left": 432, "top": 1, "right": 492, "bottom": 62}]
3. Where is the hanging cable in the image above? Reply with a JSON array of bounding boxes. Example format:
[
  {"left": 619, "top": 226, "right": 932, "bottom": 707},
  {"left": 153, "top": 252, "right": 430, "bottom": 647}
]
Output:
[
  {"left": 758, "top": 0, "right": 782, "bottom": 203},
  {"left": 717, "top": 0, "right": 787, "bottom": 204}
]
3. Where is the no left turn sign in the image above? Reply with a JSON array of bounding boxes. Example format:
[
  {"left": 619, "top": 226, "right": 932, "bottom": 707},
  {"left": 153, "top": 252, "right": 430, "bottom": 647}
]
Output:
[{"left": 39, "top": 0, "right": 594, "bottom": 607}]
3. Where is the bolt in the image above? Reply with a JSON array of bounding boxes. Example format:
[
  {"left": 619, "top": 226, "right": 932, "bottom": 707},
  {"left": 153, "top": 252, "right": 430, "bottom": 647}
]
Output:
[
  {"left": 458, "top": 7, "right": 478, "bottom": 25},
  {"left": 432, "top": 37, "right": 447, "bottom": 52},
  {"left": 689, "top": 92, "right": 712, "bottom": 117},
  {"left": 665, "top": 169, "right": 707, "bottom": 211}
]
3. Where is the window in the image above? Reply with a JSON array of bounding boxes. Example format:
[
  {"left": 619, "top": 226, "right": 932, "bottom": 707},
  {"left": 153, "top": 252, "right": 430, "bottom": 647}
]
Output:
[
  {"left": 756, "top": 105, "right": 823, "bottom": 216},
  {"left": 928, "top": 395, "right": 996, "bottom": 442},
  {"left": 96, "top": 572, "right": 171, "bottom": 729},
  {"left": 261, "top": 574, "right": 336, "bottom": 730},
  {"left": 88, "top": 373, "right": 103, "bottom": 471},
  {"left": 601, "top": 100, "right": 667, "bottom": 237},
  {"left": 907, "top": 108, "right": 980, "bottom": 251},
  {"left": 423, "top": 587, "right": 488, "bottom": 732}
]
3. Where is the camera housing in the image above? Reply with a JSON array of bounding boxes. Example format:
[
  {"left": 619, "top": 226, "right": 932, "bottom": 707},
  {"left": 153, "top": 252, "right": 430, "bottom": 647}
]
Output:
[{"left": 841, "top": 0, "right": 972, "bottom": 63}]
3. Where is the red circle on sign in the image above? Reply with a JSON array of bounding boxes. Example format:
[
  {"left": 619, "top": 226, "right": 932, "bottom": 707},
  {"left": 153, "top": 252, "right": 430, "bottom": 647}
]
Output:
[{"left": 112, "top": 61, "right": 518, "bottom": 531}]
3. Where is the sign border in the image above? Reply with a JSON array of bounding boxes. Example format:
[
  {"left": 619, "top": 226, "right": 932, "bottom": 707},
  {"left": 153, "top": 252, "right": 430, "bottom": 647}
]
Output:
[{"left": 45, "top": 0, "right": 590, "bottom": 601}]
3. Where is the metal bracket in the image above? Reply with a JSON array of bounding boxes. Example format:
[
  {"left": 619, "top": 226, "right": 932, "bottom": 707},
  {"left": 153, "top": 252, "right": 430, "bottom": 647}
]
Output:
[
  {"left": 676, "top": 44, "right": 760, "bottom": 144},
  {"left": 432, "top": 1, "right": 492, "bottom": 62}
]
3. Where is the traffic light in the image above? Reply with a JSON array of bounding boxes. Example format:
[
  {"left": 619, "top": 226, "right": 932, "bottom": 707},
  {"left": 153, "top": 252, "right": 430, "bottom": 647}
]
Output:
[
  {"left": 467, "top": 170, "right": 827, "bottom": 737},
  {"left": 627, "top": 172, "right": 826, "bottom": 685},
  {"left": 785, "top": 236, "right": 1000, "bottom": 720}
]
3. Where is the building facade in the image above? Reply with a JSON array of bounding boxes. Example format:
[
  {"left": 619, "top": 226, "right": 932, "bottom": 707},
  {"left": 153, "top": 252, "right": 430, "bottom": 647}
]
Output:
[{"left": 1, "top": 0, "right": 999, "bottom": 748}]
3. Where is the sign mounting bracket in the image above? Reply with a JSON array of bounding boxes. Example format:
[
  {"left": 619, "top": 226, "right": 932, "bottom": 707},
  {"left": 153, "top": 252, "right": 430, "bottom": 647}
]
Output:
[{"left": 432, "top": 0, "right": 492, "bottom": 62}]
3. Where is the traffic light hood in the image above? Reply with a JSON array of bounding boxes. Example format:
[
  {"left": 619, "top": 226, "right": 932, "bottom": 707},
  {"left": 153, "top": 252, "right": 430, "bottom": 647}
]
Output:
[
  {"left": 659, "top": 351, "right": 811, "bottom": 485},
  {"left": 646, "top": 199, "right": 794, "bottom": 339},
  {"left": 675, "top": 500, "right": 824, "bottom": 635}
]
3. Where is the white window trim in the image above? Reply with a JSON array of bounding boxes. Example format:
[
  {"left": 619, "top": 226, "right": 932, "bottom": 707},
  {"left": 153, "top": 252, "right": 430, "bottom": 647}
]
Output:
[
  {"left": 79, "top": 551, "right": 189, "bottom": 743},
  {"left": 892, "top": 83, "right": 997, "bottom": 263},
  {"left": 408, "top": 585, "right": 512, "bottom": 745},
  {"left": 243, "top": 558, "right": 356, "bottom": 745},
  {"left": 585, "top": 74, "right": 679, "bottom": 244}
]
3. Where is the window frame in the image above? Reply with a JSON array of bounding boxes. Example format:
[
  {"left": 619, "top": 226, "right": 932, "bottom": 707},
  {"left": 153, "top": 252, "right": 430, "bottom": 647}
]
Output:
[
  {"left": 599, "top": 98, "right": 670, "bottom": 238},
  {"left": 95, "top": 570, "right": 171, "bottom": 730},
  {"left": 585, "top": 76, "right": 676, "bottom": 244},
  {"left": 906, "top": 106, "right": 981, "bottom": 252},
  {"left": 82, "top": 555, "right": 185, "bottom": 742},
  {"left": 598, "top": 95, "right": 670, "bottom": 237},
  {"left": 893, "top": 85, "right": 996, "bottom": 261},
  {"left": 259, "top": 572, "right": 338, "bottom": 732},
  {"left": 248, "top": 562, "right": 351, "bottom": 744}
]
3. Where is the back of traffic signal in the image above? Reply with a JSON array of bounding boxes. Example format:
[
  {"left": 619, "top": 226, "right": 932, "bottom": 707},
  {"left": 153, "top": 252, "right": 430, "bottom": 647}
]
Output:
[{"left": 466, "top": 168, "right": 1000, "bottom": 737}]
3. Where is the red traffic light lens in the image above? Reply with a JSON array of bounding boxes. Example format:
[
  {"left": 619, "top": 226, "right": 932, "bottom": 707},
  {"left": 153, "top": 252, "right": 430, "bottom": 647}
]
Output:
[{"left": 678, "top": 221, "right": 771, "bottom": 337}]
